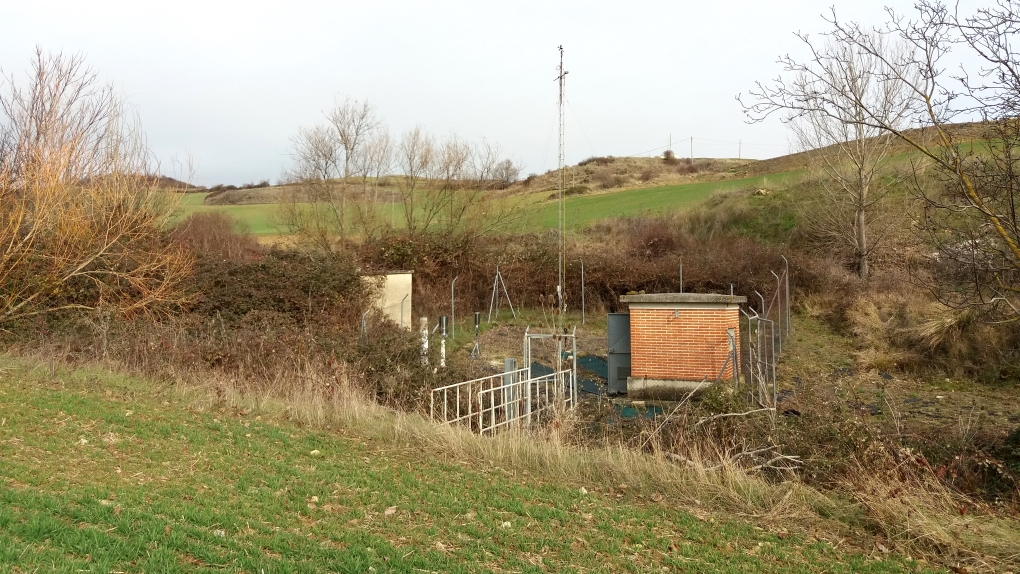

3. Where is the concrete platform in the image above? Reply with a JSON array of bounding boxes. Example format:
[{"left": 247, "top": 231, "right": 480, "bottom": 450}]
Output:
[{"left": 626, "top": 377, "right": 713, "bottom": 400}]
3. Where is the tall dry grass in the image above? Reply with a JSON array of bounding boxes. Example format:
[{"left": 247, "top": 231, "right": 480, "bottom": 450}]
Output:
[
  {"left": 9, "top": 320, "right": 1020, "bottom": 571},
  {"left": 165, "top": 355, "right": 1020, "bottom": 572}
]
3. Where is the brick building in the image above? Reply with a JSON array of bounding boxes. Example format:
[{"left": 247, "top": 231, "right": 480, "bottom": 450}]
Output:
[{"left": 619, "top": 293, "right": 746, "bottom": 399}]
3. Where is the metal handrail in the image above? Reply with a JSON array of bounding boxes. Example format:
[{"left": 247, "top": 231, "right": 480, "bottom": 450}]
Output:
[{"left": 430, "top": 368, "right": 529, "bottom": 393}]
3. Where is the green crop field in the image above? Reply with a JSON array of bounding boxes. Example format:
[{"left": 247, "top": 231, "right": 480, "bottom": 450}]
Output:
[
  {"left": 518, "top": 173, "right": 801, "bottom": 232},
  {"left": 175, "top": 193, "right": 283, "bottom": 236},
  {"left": 0, "top": 357, "right": 927, "bottom": 573},
  {"left": 172, "top": 172, "right": 803, "bottom": 237}
]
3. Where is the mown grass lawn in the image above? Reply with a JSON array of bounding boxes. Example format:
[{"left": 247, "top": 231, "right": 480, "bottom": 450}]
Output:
[{"left": 0, "top": 358, "right": 934, "bottom": 572}]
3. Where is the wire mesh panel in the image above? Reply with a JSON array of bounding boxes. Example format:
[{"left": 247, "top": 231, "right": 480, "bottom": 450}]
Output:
[
  {"left": 737, "top": 257, "right": 790, "bottom": 410},
  {"left": 743, "top": 314, "right": 777, "bottom": 408}
]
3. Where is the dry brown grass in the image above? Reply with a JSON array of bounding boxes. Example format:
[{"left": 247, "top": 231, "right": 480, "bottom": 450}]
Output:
[{"left": 844, "top": 289, "right": 1018, "bottom": 377}]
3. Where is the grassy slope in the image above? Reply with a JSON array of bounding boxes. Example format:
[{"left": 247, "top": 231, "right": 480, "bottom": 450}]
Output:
[{"left": 0, "top": 358, "right": 928, "bottom": 573}]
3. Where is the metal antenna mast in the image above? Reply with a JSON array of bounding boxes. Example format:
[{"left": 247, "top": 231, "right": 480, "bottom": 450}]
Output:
[{"left": 555, "top": 45, "right": 568, "bottom": 331}]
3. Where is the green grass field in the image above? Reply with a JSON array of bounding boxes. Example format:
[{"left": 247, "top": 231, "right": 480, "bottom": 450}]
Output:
[
  {"left": 517, "top": 173, "right": 801, "bottom": 232},
  {"left": 175, "top": 193, "right": 282, "bottom": 236},
  {"left": 0, "top": 358, "right": 929, "bottom": 573},
  {"left": 173, "top": 173, "right": 803, "bottom": 237}
]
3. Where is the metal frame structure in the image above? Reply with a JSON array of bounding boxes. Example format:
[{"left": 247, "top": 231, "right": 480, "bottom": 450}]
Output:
[{"left": 430, "top": 327, "right": 578, "bottom": 435}]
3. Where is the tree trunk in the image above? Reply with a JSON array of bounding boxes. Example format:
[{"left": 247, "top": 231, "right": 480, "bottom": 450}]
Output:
[{"left": 856, "top": 206, "right": 869, "bottom": 280}]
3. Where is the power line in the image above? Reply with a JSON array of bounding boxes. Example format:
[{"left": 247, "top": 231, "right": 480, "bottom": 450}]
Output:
[{"left": 566, "top": 100, "right": 597, "bottom": 157}]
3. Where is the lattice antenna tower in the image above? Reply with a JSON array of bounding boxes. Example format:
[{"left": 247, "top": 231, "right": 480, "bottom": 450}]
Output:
[{"left": 555, "top": 45, "right": 568, "bottom": 331}]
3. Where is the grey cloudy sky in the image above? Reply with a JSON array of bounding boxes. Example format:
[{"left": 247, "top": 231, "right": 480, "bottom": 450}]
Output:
[{"left": 4, "top": 0, "right": 924, "bottom": 186}]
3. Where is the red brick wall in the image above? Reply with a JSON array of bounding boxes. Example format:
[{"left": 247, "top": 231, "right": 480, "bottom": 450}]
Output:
[{"left": 629, "top": 307, "right": 739, "bottom": 381}]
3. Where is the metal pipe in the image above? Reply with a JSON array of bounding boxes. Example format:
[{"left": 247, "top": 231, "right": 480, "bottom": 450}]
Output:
[
  {"left": 471, "top": 311, "right": 480, "bottom": 358},
  {"left": 451, "top": 276, "right": 458, "bottom": 339},
  {"left": 400, "top": 294, "right": 409, "bottom": 329},
  {"left": 771, "top": 320, "right": 777, "bottom": 407},
  {"left": 782, "top": 255, "right": 790, "bottom": 337},
  {"left": 580, "top": 260, "right": 585, "bottom": 325},
  {"left": 420, "top": 317, "right": 429, "bottom": 366},
  {"left": 572, "top": 326, "right": 578, "bottom": 406},
  {"left": 771, "top": 270, "right": 782, "bottom": 353},
  {"left": 754, "top": 290, "right": 765, "bottom": 316},
  {"left": 361, "top": 310, "right": 369, "bottom": 338}
]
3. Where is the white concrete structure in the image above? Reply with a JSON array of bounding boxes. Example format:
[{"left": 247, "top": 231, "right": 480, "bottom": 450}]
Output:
[{"left": 364, "top": 271, "right": 413, "bottom": 328}]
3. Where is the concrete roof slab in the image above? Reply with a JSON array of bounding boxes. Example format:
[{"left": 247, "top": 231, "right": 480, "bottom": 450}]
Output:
[{"left": 619, "top": 293, "right": 748, "bottom": 305}]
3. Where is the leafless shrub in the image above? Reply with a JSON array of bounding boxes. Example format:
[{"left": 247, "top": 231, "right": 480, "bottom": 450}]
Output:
[
  {"left": 0, "top": 49, "right": 193, "bottom": 326},
  {"left": 172, "top": 212, "right": 263, "bottom": 261},
  {"left": 594, "top": 167, "right": 626, "bottom": 189}
]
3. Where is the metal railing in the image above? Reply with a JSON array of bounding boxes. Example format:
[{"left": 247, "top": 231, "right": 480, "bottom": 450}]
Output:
[
  {"left": 430, "top": 367, "right": 529, "bottom": 427},
  {"left": 430, "top": 367, "right": 575, "bottom": 435}
]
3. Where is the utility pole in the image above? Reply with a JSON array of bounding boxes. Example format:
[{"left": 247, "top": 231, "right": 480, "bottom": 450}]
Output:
[
  {"left": 690, "top": 136, "right": 693, "bottom": 160},
  {"left": 555, "top": 45, "right": 568, "bottom": 331}
]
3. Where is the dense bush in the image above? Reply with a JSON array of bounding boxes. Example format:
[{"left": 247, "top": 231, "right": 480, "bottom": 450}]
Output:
[
  {"left": 594, "top": 168, "right": 627, "bottom": 189},
  {"left": 677, "top": 158, "right": 699, "bottom": 174},
  {"left": 189, "top": 250, "right": 367, "bottom": 325},
  {"left": 578, "top": 156, "right": 616, "bottom": 167}
]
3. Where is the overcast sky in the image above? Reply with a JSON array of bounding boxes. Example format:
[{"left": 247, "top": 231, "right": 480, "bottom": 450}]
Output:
[{"left": 4, "top": 0, "right": 930, "bottom": 186}]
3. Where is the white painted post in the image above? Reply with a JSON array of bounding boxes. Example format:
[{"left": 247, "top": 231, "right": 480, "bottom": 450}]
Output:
[
  {"left": 420, "top": 317, "right": 429, "bottom": 366},
  {"left": 440, "top": 316, "right": 447, "bottom": 368}
]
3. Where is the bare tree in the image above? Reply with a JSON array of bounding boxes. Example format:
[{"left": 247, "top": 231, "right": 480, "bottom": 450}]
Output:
[
  {"left": 395, "top": 126, "right": 435, "bottom": 234},
  {"left": 491, "top": 158, "right": 522, "bottom": 189},
  {"left": 280, "top": 97, "right": 383, "bottom": 250},
  {"left": 353, "top": 128, "right": 393, "bottom": 240},
  {"left": 393, "top": 130, "right": 523, "bottom": 238},
  {"left": 741, "top": 25, "right": 917, "bottom": 279},
  {"left": 815, "top": 3, "right": 1020, "bottom": 321},
  {"left": 0, "top": 49, "right": 192, "bottom": 325}
]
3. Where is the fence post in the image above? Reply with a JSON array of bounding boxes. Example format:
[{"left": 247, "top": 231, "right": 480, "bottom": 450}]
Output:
[{"left": 504, "top": 358, "right": 517, "bottom": 426}]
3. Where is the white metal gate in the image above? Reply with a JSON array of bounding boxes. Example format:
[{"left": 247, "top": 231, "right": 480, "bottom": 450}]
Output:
[{"left": 430, "top": 328, "right": 577, "bottom": 435}]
